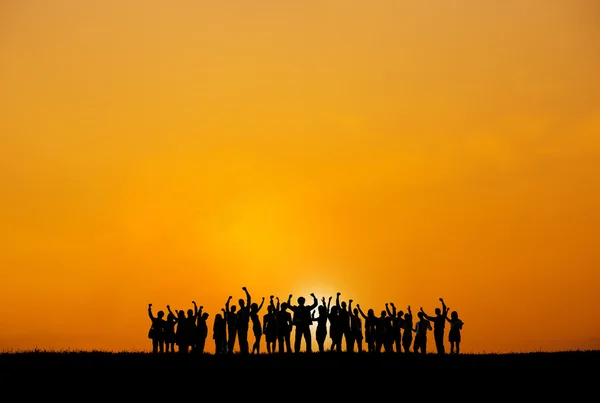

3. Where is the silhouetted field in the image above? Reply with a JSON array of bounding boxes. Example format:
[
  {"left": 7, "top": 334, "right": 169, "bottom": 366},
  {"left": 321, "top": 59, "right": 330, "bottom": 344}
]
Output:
[{"left": 1, "top": 350, "right": 598, "bottom": 369}]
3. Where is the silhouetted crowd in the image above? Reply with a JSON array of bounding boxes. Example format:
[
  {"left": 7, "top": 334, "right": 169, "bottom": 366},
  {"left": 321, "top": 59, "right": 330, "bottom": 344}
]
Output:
[{"left": 148, "top": 288, "right": 464, "bottom": 356}]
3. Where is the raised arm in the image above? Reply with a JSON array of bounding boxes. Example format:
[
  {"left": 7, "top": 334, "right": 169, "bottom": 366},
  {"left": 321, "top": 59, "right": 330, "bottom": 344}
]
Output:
[
  {"left": 148, "top": 304, "right": 155, "bottom": 320},
  {"left": 166, "top": 304, "right": 176, "bottom": 318},
  {"left": 276, "top": 297, "right": 280, "bottom": 311},
  {"left": 336, "top": 292, "right": 341, "bottom": 308},
  {"left": 356, "top": 304, "right": 367, "bottom": 320},
  {"left": 420, "top": 307, "right": 434, "bottom": 321},
  {"left": 440, "top": 298, "right": 448, "bottom": 316},
  {"left": 327, "top": 296, "right": 332, "bottom": 311},
  {"left": 407, "top": 305, "right": 412, "bottom": 316},
  {"left": 308, "top": 293, "right": 318, "bottom": 310},
  {"left": 287, "top": 294, "right": 293, "bottom": 306},
  {"left": 225, "top": 296, "right": 232, "bottom": 313},
  {"left": 242, "top": 286, "right": 251, "bottom": 307},
  {"left": 348, "top": 299, "right": 353, "bottom": 313},
  {"left": 193, "top": 301, "right": 198, "bottom": 316},
  {"left": 257, "top": 297, "right": 265, "bottom": 312},
  {"left": 385, "top": 303, "right": 393, "bottom": 317}
]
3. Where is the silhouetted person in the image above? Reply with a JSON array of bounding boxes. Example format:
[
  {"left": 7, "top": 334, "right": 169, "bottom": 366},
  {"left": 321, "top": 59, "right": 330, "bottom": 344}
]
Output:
[
  {"left": 386, "top": 302, "right": 403, "bottom": 353},
  {"left": 236, "top": 287, "right": 252, "bottom": 354},
  {"left": 250, "top": 297, "right": 265, "bottom": 354},
  {"left": 164, "top": 310, "right": 178, "bottom": 353},
  {"left": 287, "top": 293, "right": 318, "bottom": 353},
  {"left": 414, "top": 311, "right": 432, "bottom": 354},
  {"left": 263, "top": 297, "right": 278, "bottom": 354},
  {"left": 213, "top": 312, "right": 227, "bottom": 355},
  {"left": 421, "top": 298, "right": 449, "bottom": 355},
  {"left": 196, "top": 312, "right": 209, "bottom": 354},
  {"left": 348, "top": 300, "right": 363, "bottom": 352},
  {"left": 148, "top": 304, "right": 165, "bottom": 353},
  {"left": 313, "top": 296, "right": 331, "bottom": 353},
  {"left": 224, "top": 296, "right": 237, "bottom": 354},
  {"left": 356, "top": 304, "right": 376, "bottom": 353},
  {"left": 446, "top": 310, "right": 464, "bottom": 354},
  {"left": 275, "top": 300, "right": 293, "bottom": 353},
  {"left": 188, "top": 301, "right": 200, "bottom": 352},
  {"left": 402, "top": 306, "right": 414, "bottom": 353},
  {"left": 168, "top": 304, "right": 195, "bottom": 354},
  {"left": 335, "top": 293, "right": 352, "bottom": 352},
  {"left": 328, "top": 305, "right": 342, "bottom": 352},
  {"left": 376, "top": 310, "right": 392, "bottom": 353}
]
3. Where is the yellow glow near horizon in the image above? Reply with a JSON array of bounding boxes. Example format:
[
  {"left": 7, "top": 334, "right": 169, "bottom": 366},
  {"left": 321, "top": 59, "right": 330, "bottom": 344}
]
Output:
[{"left": 1, "top": 0, "right": 600, "bottom": 353}]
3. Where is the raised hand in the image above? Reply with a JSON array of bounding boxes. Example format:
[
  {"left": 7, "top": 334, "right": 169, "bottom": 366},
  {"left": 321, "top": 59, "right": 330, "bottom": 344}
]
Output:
[
  {"left": 337, "top": 292, "right": 341, "bottom": 296},
  {"left": 420, "top": 307, "right": 424, "bottom": 311},
  {"left": 192, "top": 301, "right": 196, "bottom": 305},
  {"left": 149, "top": 303, "right": 152, "bottom": 307},
  {"left": 390, "top": 302, "right": 395, "bottom": 307},
  {"left": 242, "top": 286, "right": 247, "bottom": 291},
  {"left": 356, "top": 304, "right": 360, "bottom": 308},
  {"left": 289, "top": 294, "right": 293, "bottom": 298},
  {"left": 310, "top": 293, "right": 315, "bottom": 297},
  {"left": 262, "top": 297, "right": 265, "bottom": 301},
  {"left": 349, "top": 299, "right": 353, "bottom": 303},
  {"left": 200, "top": 306, "right": 204, "bottom": 310},
  {"left": 166, "top": 304, "right": 170, "bottom": 309},
  {"left": 270, "top": 295, "right": 274, "bottom": 299},
  {"left": 228, "top": 296, "right": 232, "bottom": 300}
]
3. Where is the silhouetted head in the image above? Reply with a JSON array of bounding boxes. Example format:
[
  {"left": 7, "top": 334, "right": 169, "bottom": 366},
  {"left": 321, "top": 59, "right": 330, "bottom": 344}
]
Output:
[
  {"left": 202, "top": 312, "right": 209, "bottom": 320},
  {"left": 215, "top": 313, "right": 223, "bottom": 321},
  {"left": 238, "top": 299, "right": 245, "bottom": 308},
  {"left": 297, "top": 296, "right": 305, "bottom": 306},
  {"left": 178, "top": 310, "right": 185, "bottom": 318},
  {"left": 341, "top": 301, "right": 347, "bottom": 309},
  {"left": 418, "top": 312, "right": 424, "bottom": 320},
  {"left": 381, "top": 310, "right": 387, "bottom": 317},
  {"left": 435, "top": 308, "right": 441, "bottom": 315},
  {"left": 167, "top": 313, "right": 175, "bottom": 321},
  {"left": 187, "top": 309, "right": 194, "bottom": 317},
  {"left": 157, "top": 310, "right": 165, "bottom": 319},
  {"left": 367, "top": 309, "right": 374, "bottom": 317},
  {"left": 451, "top": 311, "right": 458, "bottom": 320},
  {"left": 231, "top": 305, "right": 237, "bottom": 313},
  {"left": 281, "top": 302, "right": 288, "bottom": 311},
  {"left": 250, "top": 303, "right": 258, "bottom": 312},
  {"left": 330, "top": 306, "right": 338, "bottom": 314},
  {"left": 318, "top": 305, "right": 326, "bottom": 315},
  {"left": 405, "top": 313, "right": 412, "bottom": 323},
  {"left": 398, "top": 310, "right": 404, "bottom": 318},
  {"left": 353, "top": 308, "right": 358, "bottom": 315},
  {"left": 267, "top": 305, "right": 273, "bottom": 313}
]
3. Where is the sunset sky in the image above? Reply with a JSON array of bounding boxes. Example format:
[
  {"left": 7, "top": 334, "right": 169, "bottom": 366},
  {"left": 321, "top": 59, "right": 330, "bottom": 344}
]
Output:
[{"left": 1, "top": 0, "right": 599, "bottom": 354}]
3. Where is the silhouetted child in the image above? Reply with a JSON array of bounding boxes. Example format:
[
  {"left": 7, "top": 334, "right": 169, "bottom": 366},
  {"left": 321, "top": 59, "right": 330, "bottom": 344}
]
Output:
[
  {"left": 213, "top": 313, "right": 227, "bottom": 354},
  {"left": 148, "top": 304, "right": 165, "bottom": 353},
  {"left": 164, "top": 309, "right": 178, "bottom": 353},
  {"left": 356, "top": 305, "right": 376, "bottom": 353},
  {"left": 250, "top": 297, "right": 265, "bottom": 354},
  {"left": 414, "top": 311, "right": 432, "bottom": 354},
  {"left": 446, "top": 310, "right": 464, "bottom": 354}
]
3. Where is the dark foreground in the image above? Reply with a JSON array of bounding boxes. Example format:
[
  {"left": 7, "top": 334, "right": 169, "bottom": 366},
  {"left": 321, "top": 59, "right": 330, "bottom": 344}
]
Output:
[{"left": 1, "top": 349, "right": 598, "bottom": 369}]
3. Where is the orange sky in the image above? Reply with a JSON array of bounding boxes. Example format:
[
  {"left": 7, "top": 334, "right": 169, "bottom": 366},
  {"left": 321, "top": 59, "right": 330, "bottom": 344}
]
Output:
[{"left": 1, "top": 0, "right": 599, "bottom": 354}]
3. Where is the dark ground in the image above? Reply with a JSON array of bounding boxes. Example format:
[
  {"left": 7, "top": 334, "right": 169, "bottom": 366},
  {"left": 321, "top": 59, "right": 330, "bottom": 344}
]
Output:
[{"left": 1, "top": 349, "right": 598, "bottom": 369}]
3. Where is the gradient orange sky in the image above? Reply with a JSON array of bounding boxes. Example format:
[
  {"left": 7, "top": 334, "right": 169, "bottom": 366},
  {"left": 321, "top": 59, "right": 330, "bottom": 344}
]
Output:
[{"left": 1, "top": 0, "right": 599, "bottom": 354}]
